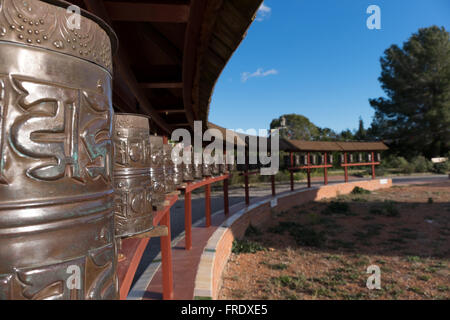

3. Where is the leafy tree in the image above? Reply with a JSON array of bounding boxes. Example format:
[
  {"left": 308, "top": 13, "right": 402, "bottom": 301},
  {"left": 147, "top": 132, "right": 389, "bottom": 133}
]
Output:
[
  {"left": 369, "top": 26, "right": 450, "bottom": 158},
  {"left": 354, "top": 117, "right": 367, "bottom": 141},
  {"left": 317, "top": 127, "right": 339, "bottom": 141},
  {"left": 339, "top": 129, "right": 355, "bottom": 141},
  {"left": 270, "top": 114, "right": 320, "bottom": 140}
]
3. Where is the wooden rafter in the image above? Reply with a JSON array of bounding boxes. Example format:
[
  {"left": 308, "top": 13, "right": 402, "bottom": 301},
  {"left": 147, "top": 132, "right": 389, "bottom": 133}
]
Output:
[
  {"left": 157, "top": 109, "right": 185, "bottom": 114},
  {"left": 104, "top": 2, "right": 190, "bottom": 23},
  {"left": 140, "top": 82, "right": 183, "bottom": 89}
]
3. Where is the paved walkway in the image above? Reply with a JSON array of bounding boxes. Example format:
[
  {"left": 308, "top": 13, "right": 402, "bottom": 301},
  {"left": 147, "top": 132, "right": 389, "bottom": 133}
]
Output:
[{"left": 128, "top": 174, "right": 448, "bottom": 299}]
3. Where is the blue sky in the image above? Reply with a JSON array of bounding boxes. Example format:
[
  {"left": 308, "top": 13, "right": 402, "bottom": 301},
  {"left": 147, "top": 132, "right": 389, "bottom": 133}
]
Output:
[{"left": 209, "top": 0, "right": 450, "bottom": 134}]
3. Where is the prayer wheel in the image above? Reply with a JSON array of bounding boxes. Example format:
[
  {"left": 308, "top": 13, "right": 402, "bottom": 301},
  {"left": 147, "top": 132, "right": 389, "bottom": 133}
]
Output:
[
  {"left": 182, "top": 145, "right": 194, "bottom": 181},
  {"left": 171, "top": 144, "right": 184, "bottom": 186},
  {"left": 0, "top": 0, "right": 118, "bottom": 299},
  {"left": 193, "top": 152, "right": 203, "bottom": 179},
  {"left": 149, "top": 136, "right": 166, "bottom": 209},
  {"left": 163, "top": 144, "right": 176, "bottom": 193},
  {"left": 212, "top": 163, "right": 220, "bottom": 176},
  {"left": 294, "top": 154, "right": 301, "bottom": 166},
  {"left": 113, "top": 114, "right": 153, "bottom": 238},
  {"left": 202, "top": 164, "right": 212, "bottom": 176}
]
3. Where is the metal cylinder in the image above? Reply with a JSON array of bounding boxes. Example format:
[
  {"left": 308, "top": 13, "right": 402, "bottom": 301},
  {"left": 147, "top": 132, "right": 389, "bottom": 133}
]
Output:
[
  {"left": 367, "top": 153, "right": 372, "bottom": 162},
  {"left": 113, "top": 114, "right": 153, "bottom": 239},
  {"left": 349, "top": 154, "right": 354, "bottom": 163},
  {"left": 193, "top": 152, "right": 203, "bottom": 179},
  {"left": 182, "top": 145, "right": 194, "bottom": 181},
  {"left": 149, "top": 136, "right": 166, "bottom": 209},
  {"left": 376, "top": 153, "right": 381, "bottom": 162},
  {"left": 0, "top": 0, "right": 118, "bottom": 300},
  {"left": 294, "top": 154, "right": 301, "bottom": 166},
  {"left": 328, "top": 154, "right": 334, "bottom": 164},
  {"left": 302, "top": 155, "right": 308, "bottom": 165},
  {"left": 227, "top": 155, "right": 236, "bottom": 172},
  {"left": 171, "top": 145, "right": 184, "bottom": 186},
  {"left": 358, "top": 153, "right": 363, "bottom": 162},
  {"left": 340, "top": 154, "right": 345, "bottom": 163},
  {"left": 163, "top": 144, "right": 176, "bottom": 193},
  {"left": 211, "top": 163, "right": 219, "bottom": 176},
  {"left": 202, "top": 162, "right": 212, "bottom": 177}
]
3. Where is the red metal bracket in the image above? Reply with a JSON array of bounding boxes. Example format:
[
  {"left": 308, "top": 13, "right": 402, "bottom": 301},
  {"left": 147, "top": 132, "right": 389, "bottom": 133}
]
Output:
[{"left": 118, "top": 194, "right": 178, "bottom": 300}]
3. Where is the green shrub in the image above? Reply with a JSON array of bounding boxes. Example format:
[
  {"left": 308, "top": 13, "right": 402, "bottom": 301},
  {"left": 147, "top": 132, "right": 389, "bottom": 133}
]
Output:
[
  {"left": 351, "top": 186, "right": 371, "bottom": 195},
  {"left": 232, "top": 240, "right": 265, "bottom": 254},
  {"left": 411, "top": 156, "right": 433, "bottom": 173},
  {"left": 322, "top": 201, "right": 351, "bottom": 215},
  {"left": 383, "top": 200, "right": 400, "bottom": 217},
  {"left": 268, "top": 221, "right": 326, "bottom": 247},
  {"left": 432, "top": 161, "right": 449, "bottom": 174}
]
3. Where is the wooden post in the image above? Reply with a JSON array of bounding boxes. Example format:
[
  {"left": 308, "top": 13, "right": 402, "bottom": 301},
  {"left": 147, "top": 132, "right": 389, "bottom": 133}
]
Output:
[
  {"left": 271, "top": 174, "right": 276, "bottom": 196},
  {"left": 244, "top": 152, "right": 249, "bottom": 205},
  {"left": 160, "top": 210, "right": 173, "bottom": 300},
  {"left": 205, "top": 184, "right": 211, "bottom": 227},
  {"left": 344, "top": 152, "right": 348, "bottom": 183},
  {"left": 223, "top": 177, "right": 229, "bottom": 215},
  {"left": 371, "top": 151, "right": 376, "bottom": 180},
  {"left": 163, "top": 136, "right": 168, "bottom": 144},
  {"left": 324, "top": 152, "right": 328, "bottom": 185},
  {"left": 184, "top": 187, "right": 192, "bottom": 250},
  {"left": 307, "top": 152, "right": 311, "bottom": 188},
  {"left": 290, "top": 152, "right": 294, "bottom": 191}
]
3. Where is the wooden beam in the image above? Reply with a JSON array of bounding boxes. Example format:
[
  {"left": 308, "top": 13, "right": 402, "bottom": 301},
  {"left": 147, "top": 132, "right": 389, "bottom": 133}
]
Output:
[
  {"left": 83, "top": 0, "right": 173, "bottom": 134},
  {"left": 173, "top": 123, "right": 191, "bottom": 127},
  {"left": 182, "top": 0, "right": 207, "bottom": 129},
  {"left": 140, "top": 82, "right": 184, "bottom": 89},
  {"left": 157, "top": 109, "right": 185, "bottom": 114},
  {"left": 104, "top": 2, "right": 190, "bottom": 23}
]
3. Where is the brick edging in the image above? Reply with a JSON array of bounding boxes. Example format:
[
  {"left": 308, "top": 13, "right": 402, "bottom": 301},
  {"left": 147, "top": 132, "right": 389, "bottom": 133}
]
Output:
[{"left": 193, "top": 179, "right": 393, "bottom": 300}]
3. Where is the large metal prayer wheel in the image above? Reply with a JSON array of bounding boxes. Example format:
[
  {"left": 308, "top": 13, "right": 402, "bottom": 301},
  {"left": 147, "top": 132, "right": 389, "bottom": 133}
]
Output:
[
  {"left": 113, "top": 114, "right": 153, "bottom": 238},
  {"left": 0, "top": 0, "right": 118, "bottom": 299}
]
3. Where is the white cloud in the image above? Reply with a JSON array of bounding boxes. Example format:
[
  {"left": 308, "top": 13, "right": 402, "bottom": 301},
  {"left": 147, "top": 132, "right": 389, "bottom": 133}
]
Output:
[
  {"left": 256, "top": 2, "right": 271, "bottom": 22},
  {"left": 241, "top": 68, "right": 278, "bottom": 82}
]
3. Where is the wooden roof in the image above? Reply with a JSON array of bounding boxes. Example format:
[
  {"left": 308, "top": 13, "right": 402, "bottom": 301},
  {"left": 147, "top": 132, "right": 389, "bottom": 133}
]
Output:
[
  {"left": 65, "top": 0, "right": 262, "bottom": 135},
  {"left": 282, "top": 140, "right": 389, "bottom": 152}
]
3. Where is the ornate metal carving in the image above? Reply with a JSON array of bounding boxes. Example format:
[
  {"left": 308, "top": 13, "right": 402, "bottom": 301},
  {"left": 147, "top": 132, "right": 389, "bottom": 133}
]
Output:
[
  {"left": 0, "top": 0, "right": 113, "bottom": 72},
  {"left": 149, "top": 136, "right": 165, "bottom": 209},
  {"left": 202, "top": 162, "right": 212, "bottom": 177},
  {"left": 212, "top": 163, "right": 220, "bottom": 176},
  {"left": 182, "top": 145, "right": 194, "bottom": 182},
  {"left": 162, "top": 144, "right": 176, "bottom": 193},
  {"left": 168, "top": 144, "right": 184, "bottom": 187},
  {"left": 0, "top": 0, "right": 117, "bottom": 300},
  {"left": 113, "top": 114, "right": 154, "bottom": 238},
  {"left": 193, "top": 151, "right": 203, "bottom": 179}
]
